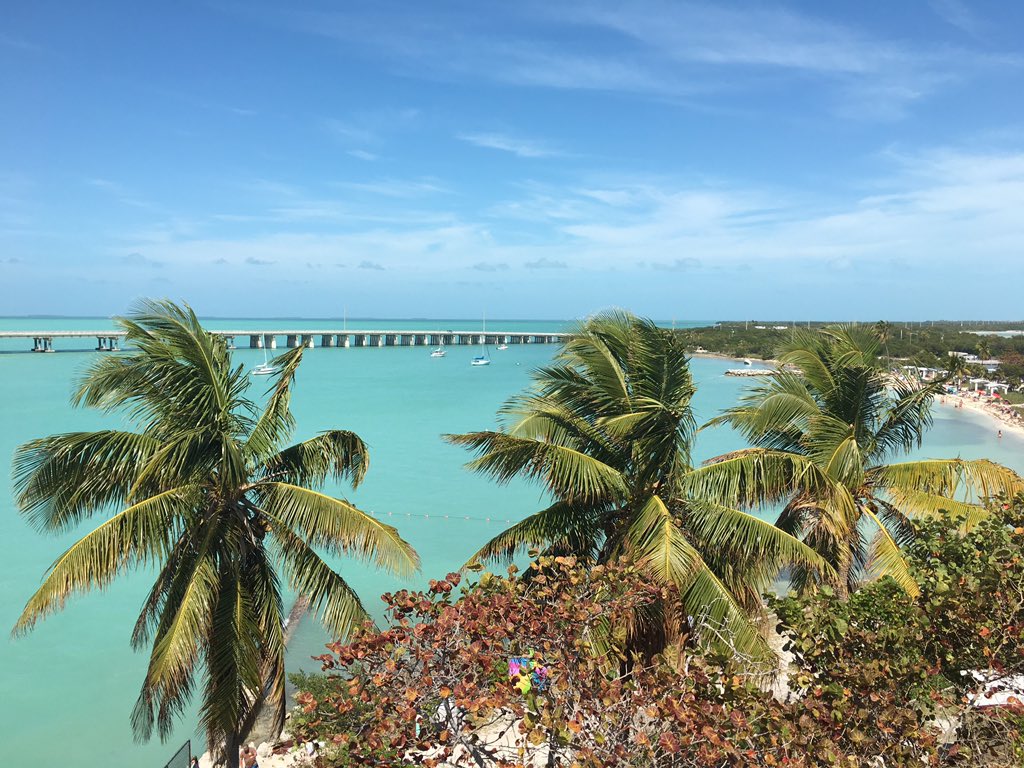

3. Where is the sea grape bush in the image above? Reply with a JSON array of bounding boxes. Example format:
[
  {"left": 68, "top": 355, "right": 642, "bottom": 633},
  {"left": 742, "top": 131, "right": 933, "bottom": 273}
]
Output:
[{"left": 294, "top": 499, "right": 1024, "bottom": 767}]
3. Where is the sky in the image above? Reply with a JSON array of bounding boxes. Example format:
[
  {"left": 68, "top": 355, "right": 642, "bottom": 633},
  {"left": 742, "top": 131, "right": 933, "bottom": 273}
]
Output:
[{"left": 2, "top": 0, "right": 1024, "bottom": 320}]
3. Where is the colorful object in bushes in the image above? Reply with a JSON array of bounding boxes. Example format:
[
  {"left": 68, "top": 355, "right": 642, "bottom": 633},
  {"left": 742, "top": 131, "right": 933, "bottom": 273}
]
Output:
[{"left": 508, "top": 653, "right": 549, "bottom": 694}]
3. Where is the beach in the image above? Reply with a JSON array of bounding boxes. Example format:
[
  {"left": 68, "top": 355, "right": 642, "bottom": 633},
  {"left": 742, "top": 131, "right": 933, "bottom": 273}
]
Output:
[{"left": 939, "top": 391, "right": 1024, "bottom": 440}]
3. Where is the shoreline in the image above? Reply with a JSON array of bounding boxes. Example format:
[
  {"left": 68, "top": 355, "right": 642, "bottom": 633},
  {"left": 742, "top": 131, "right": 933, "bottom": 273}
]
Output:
[
  {"left": 938, "top": 392, "right": 1024, "bottom": 440},
  {"left": 688, "top": 350, "right": 780, "bottom": 365}
]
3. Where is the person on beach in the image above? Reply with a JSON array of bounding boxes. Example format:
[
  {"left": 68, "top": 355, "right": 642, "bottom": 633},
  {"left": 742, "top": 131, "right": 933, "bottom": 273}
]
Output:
[
  {"left": 998, "top": 430, "right": 1003, "bottom": 439},
  {"left": 239, "top": 744, "right": 258, "bottom": 768},
  {"left": 190, "top": 758, "right": 199, "bottom": 768}
]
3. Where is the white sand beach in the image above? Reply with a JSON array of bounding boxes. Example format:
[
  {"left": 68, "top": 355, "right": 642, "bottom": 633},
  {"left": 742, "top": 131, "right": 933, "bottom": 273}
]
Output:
[{"left": 938, "top": 391, "right": 1024, "bottom": 440}]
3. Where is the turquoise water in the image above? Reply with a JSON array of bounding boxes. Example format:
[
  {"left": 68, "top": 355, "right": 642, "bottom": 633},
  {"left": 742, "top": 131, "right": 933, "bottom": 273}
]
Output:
[{"left": 1, "top": 319, "right": 1022, "bottom": 767}]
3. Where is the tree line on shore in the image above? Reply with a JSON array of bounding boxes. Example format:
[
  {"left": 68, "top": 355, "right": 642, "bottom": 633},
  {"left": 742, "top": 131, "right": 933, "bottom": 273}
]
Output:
[
  {"left": 10, "top": 300, "right": 1024, "bottom": 766},
  {"left": 673, "top": 321, "right": 1024, "bottom": 387}
]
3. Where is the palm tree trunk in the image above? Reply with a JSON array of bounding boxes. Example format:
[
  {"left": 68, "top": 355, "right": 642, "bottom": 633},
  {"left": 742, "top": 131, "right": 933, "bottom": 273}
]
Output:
[
  {"left": 835, "top": 541, "right": 852, "bottom": 600},
  {"left": 224, "top": 732, "right": 240, "bottom": 768}
]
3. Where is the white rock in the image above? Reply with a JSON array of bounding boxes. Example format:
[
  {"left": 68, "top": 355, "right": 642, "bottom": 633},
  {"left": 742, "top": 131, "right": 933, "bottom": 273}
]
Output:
[{"left": 256, "top": 741, "right": 273, "bottom": 758}]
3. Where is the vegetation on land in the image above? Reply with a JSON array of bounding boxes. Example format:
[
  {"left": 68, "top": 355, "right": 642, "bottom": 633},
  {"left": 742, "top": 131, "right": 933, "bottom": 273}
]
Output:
[
  {"left": 710, "top": 325, "right": 1022, "bottom": 597},
  {"left": 672, "top": 320, "right": 1024, "bottom": 375},
  {"left": 11, "top": 300, "right": 419, "bottom": 764},
  {"left": 446, "top": 311, "right": 827, "bottom": 662},
  {"left": 293, "top": 499, "right": 1024, "bottom": 767}
]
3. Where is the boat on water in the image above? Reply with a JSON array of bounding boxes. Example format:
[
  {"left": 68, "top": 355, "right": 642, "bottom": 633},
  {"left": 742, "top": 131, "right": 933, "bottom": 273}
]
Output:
[
  {"left": 496, "top": 342, "right": 508, "bottom": 351},
  {"left": 430, "top": 339, "right": 447, "bottom": 358},
  {"left": 472, "top": 313, "right": 492, "bottom": 365},
  {"left": 251, "top": 348, "right": 279, "bottom": 376},
  {"left": 743, "top": 358, "right": 752, "bottom": 366}
]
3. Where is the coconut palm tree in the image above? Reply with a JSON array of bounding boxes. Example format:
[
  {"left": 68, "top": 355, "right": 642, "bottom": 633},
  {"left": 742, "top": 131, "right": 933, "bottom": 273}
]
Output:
[
  {"left": 874, "top": 320, "right": 893, "bottom": 369},
  {"left": 445, "top": 311, "right": 828, "bottom": 663},
  {"left": 12, "top": 300, "right": 418, "bottom": 764},
  {"left": 709, "top": 325, "right": 1021, "bottom": 598}
]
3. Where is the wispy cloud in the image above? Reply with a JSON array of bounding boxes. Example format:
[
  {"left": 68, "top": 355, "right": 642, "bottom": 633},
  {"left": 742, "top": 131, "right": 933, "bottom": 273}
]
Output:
[
  {"left": 323, "top": 118, "right": 377, "bottom": 145},
  {"left": 650, "top": 258, "right": 701, "bottom": 271},
  {"left": 101, "top": 146, "right": 1024, "bottom": 291},
  {"left": 348, "top": 149, "right": 379, "bottom": 161},
  {"left": 120, "top": 251, "right": 164, "bottom": 268},
  {"left": 0, "top": 34, "right": 46, "bottom": 53},
  {"left": 524, "top": 257, "right": 568, "bottom": 269},
  {"left": 457, "top": 132, "right": 560, "bottom": 158},
  {"left": 929, "top": 0, "right": 987, "bottom": 39},
  {"left": 333, "top": 178, "right": 449, "bottom": 197},
  {"left": 472, "top": 261, "right": 509, "bottom": 272},
  {"left": 268, "top": 1, "right": 1019, "bottom": 121}
]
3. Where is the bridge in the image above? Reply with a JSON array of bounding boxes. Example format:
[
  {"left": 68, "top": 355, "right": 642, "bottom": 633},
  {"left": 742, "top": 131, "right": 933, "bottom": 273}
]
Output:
[{"left": 0, "top": 329, "right": 569, "bottom": 353}]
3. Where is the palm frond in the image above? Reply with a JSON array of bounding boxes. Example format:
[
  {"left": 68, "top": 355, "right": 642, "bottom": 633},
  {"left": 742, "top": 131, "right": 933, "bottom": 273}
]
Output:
[
  {"left": 267, "top": 522, "right": 370, "bottom": 639},
  {"left": 684, "top": 448, "right": 839, "bottom": 511},
  {"left": 254, "top": 482, "right": 419, "bottom": 577},
  {"left": 861, "top": 506, "right": 919, "bottom": 597},
  {"left": 683, "top": 500, "right": 832, "bottom": 583},
  {"left": 13, "top": 430, "right": 161, "bottom": 532},
  {"left": 199, "top": 564, "right": 264, "bottom": 748},
  {"left": 882, "top": 487, "right": 991, "bottom": 528},
  {"left": 261, "top": 430, "right": 369, "bottom": 489},
  {"left": 871, "top": 458, "right": 1024, "bottom": 500},
  {"left": 444, "top": 431, "right": 627, "bottom": 504},
  {"left": 244, "top": 346, "right": 306, "bottom": 461},
  {"left": 466, "top": 501, "right": 601, "bottom": 566},
  {"left": 626, "top": 496, "right": 775, "bottom": 663},
  {"left": 12, "top": 487, "right": 191, "bottom": 636},
  {"left": 132, "top": 550, "right": 220, "bottom": 741}
]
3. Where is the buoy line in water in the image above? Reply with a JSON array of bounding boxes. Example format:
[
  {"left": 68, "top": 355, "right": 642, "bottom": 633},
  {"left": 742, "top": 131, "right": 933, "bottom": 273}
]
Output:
[{"left": 376, "top": 510, "right": 517, "bottom": 524}]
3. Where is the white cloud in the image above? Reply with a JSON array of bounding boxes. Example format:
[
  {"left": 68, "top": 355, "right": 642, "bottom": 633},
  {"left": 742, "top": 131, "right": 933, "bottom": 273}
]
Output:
[
  {"left": 266, "top": 2, "right": 1020, "bottom": 120},
  {"left": 929, "top": 0, "right": 987, "bottom": 39},
  {"left": 456, "top": 132, "right": 559, "bottom": 158},
  {"left": 97, "top": 147, "right": 1024, "bottom": 285}
]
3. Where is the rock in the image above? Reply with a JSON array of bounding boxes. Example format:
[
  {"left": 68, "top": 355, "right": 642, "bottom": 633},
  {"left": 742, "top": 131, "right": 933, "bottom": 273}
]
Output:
[{"left": 257, "top": 741, "right": 273, "bottom": 758}]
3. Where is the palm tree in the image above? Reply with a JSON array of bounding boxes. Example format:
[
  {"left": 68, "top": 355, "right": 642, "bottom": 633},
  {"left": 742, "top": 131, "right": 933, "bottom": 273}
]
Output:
[
  {"left": 709, "top": 325, "right": 1021, "bottom": 598},
  {"left": 12, "top": 300, "right": 418, "bottom": 764},
  {"left": 445, "top": 311, "right": 828, "bottom": 662},
  {"left": 874, "top": 320, "right": 893, "bottom": 369}
]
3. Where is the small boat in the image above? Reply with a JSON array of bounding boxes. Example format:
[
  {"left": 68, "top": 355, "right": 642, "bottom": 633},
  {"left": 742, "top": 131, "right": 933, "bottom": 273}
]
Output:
[
  {"left": 251, "top": 348, "right": 279, "bottom": 376},
  {"left": 430, "top": 347, "right": 446, "bottom": 358},
  {"left": 496, "top": 343, "right": 508, "bottom": 351},
  {"left": 743, "top": 358, "right": 752, "bottom": 366},
  {"left": 472, "top": 314, "right": 492, "bottom": 365}
]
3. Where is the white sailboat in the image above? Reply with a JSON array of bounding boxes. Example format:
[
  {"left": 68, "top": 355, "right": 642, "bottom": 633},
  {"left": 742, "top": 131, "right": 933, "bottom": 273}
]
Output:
[
  {"left": 251, "top": 346, "right": 279, "bottom": 376},
  {"left": 472, "top": 314, "right": 491, "bottom": 366},
  {"left": 430, "top": 337, "right": 447, "bottom": 357}
]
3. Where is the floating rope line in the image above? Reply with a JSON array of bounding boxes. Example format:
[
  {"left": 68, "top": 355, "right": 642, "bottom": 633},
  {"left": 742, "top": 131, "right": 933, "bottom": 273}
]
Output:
[{"left": 377, "top": 510, "right": 515, "bottom": 524}]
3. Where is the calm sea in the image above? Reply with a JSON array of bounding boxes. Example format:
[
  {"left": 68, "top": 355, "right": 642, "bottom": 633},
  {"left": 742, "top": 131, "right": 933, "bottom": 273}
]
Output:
[{"left": 1, "top": 318, "right": 1021, "bottom": 767}]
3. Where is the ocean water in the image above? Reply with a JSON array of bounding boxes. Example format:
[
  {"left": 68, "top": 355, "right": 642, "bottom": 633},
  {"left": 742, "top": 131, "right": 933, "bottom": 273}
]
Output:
[{"left": 1, "top": 318, "right": 1022, "bottom": 768}]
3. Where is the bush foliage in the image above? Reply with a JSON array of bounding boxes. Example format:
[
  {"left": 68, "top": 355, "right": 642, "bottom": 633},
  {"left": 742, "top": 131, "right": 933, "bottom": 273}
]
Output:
[{"left": 293, "top": 498, "right": 1024, "bottom": 767}]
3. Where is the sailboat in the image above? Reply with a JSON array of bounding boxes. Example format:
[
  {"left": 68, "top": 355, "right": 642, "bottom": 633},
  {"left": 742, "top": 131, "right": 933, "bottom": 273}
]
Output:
[
  {"left": 251, "top": 345, "right": 279, "bottom": 376},
  {"left": 430, "top": 337, "right": 447, "bottom": 358},
  {"left": 471, "top": 314, "right": 491, "bottom": 366}
]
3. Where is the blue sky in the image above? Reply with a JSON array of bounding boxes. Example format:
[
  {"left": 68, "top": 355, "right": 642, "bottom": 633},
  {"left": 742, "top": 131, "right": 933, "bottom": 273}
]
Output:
[{"left": 2, "top": 1, "right": 1023, "bottom": 320}]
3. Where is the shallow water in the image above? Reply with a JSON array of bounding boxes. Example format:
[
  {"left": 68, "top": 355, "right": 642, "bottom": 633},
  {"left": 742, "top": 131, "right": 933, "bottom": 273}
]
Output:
[{"left": 1, "top": 319, "right": 1021, "bottom": 767}]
